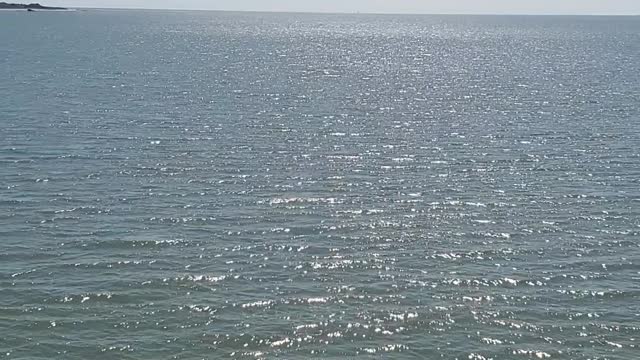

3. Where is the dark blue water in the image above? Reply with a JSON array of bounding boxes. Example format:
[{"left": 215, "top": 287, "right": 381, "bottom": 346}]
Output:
[{"left": 1, "top": 10, "right": 639, "bottom": 359}]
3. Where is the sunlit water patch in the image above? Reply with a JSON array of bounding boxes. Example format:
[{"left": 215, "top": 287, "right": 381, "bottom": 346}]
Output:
[{"left": 1, "top": 10, "right": 639, "bottom": 360}]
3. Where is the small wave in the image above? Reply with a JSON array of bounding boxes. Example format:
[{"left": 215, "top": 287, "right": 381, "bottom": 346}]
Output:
[
  {"left": 360, "top": 344, "right": 409, "bottom": 354},
  {"left": 241, "top": 300, "right": 274, "bottom": 309},
  {"left": 266, "top": 197, "right": 342, "bottom": 205},
  {"left": 76, "top": 238, "right": 193, "bottom": 249},
  {"left": 513, "top": 349, "right": 552, "bottom": 358},
  {"left": 55, "top": 292, "right": 114, "bottom": 304},
  {"left": 174, "top": 274, "right": 227, "bottom": 283}
]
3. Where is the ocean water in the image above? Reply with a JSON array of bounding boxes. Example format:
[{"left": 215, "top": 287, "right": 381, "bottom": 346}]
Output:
[{"left": 1, "top": 10, "right": 639, "bottom": 359}]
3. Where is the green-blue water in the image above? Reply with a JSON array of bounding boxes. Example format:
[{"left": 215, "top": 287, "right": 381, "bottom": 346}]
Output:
[{"left": 1, "top": 10, "right": 639, "bottom": 359}]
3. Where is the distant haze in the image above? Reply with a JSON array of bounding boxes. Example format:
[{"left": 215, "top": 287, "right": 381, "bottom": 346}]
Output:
[{"left": 45, "top": 0, "right": 640, "bottom": 15}]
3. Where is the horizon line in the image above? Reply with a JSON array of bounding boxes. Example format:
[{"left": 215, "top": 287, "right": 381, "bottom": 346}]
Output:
[{"left": 67, "top": 7, "right": 640, "bottom": 16}]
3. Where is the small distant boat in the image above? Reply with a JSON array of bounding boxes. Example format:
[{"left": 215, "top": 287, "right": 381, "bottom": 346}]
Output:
[{"left": 27, "top": 8, "right": 34, "bottom": 11}]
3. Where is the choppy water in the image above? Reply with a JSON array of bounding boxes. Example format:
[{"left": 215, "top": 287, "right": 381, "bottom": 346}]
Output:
[{"left": 1, "top": 10, "right": 640, "bottom": 359}]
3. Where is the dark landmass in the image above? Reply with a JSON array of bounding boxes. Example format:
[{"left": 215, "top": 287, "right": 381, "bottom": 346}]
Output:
[{"left": 0, "top": 2, "right": 66, "bottom": 10}]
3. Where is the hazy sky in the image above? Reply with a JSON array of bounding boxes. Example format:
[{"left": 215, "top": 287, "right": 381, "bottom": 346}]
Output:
[{"left": 46, "top": 0, "right": 640, "bottom": 15}]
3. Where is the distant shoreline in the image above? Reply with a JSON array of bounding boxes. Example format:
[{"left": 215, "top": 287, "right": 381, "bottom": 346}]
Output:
[
  {"left": 0, "top": 2, "right": 67, "bottom": 10},
  {"left": 0, "top": 8, "right": 72, "bottom": 11}
]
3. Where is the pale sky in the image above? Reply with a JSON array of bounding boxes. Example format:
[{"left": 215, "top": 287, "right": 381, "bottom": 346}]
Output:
[{"left": 46, "top": 0, "right": 640, "bottom": 15}]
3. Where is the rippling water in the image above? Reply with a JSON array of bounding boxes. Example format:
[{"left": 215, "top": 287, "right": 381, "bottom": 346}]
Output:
[{"left": 1, "top": 10, "right": 639, "bottom": 359}]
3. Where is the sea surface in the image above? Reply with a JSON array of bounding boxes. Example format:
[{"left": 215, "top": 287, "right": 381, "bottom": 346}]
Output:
[{"left": 1, "top": 10, "right": 639, "bottom": 359}]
